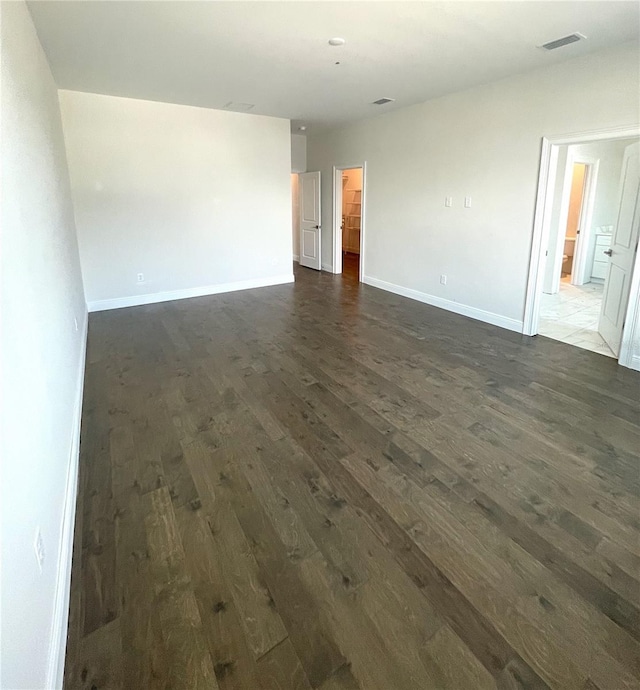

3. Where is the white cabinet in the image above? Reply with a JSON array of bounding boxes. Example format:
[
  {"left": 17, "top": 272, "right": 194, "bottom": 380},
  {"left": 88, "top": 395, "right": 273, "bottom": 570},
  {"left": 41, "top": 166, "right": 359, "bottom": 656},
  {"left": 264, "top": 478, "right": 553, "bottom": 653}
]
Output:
[{"left": 591, "top": 233, "right": 611, "bottom": 281}]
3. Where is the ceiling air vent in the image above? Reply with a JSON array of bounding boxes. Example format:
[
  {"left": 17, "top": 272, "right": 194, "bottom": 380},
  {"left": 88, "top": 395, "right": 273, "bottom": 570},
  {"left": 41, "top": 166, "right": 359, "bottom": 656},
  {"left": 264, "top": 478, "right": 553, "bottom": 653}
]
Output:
[
  {"left": 539, "top": 33, "right": 586, "bottom": 51},
  {"left": 372, "top": 97, "right": 395, "bottom": 105},
  {"left": 223, "top": 102, "right": 255, "bottom": 112}
]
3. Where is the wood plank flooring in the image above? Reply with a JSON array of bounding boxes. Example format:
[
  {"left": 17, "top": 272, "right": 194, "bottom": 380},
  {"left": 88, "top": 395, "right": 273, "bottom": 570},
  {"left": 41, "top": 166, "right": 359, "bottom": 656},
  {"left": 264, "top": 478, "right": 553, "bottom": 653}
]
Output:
[{"left": 64, "top": 264, "right": 640, "bottom": 689}]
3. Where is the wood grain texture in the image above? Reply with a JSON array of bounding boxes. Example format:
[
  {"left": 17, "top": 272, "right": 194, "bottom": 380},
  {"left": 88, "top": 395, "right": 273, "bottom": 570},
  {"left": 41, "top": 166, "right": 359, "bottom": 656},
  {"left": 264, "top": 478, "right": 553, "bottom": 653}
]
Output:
[{"left": 64, "top": 264, "right": 640, "bottom": 689}]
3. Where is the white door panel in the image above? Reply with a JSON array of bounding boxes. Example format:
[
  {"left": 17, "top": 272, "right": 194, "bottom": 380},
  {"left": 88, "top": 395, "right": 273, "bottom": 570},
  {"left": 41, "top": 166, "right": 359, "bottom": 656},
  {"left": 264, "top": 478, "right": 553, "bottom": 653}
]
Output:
[
  {"left": 598, "top": 143, "right": 640, "bottom": 355},
  {"left": 601, "top": 264, "right": 626, "bottom": 327},
  {"left": 299, "top": 171, "right": 321, "bottom": 270},
  {"left": 615, "top": 172, "right": 637, "bottom": 249},
  {"left": 302, "top": 229, "right": 317, "bottom": 259}
]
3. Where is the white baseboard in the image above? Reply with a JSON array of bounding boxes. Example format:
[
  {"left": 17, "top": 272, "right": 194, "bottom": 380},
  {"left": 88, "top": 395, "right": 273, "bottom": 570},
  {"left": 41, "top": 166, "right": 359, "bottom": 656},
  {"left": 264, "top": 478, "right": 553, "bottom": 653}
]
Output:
[
  {"left": 630, "top": 354, "right": 640, "bottom": 372},
  {"left": 293, "top": 254, "right": 299, "bottom": 262},
  {"left": 321, "top": 262, "right": 334, "bottom": 273},
  {"left": 362, "top": 275, "right": 523, "bottom": 334},
  {"left": 46, "top": 313, "right": 88, "bottom": 689},
  {"left": 88, "top": 274, "right": 295, "bottom": 312}
]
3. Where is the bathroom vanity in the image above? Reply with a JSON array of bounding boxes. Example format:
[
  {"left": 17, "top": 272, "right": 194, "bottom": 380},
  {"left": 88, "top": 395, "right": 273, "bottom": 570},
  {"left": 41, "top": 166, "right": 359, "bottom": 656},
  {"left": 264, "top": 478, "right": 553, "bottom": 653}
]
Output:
[{"left": 591, "top": 228, "right": 613, "bottom": 281}]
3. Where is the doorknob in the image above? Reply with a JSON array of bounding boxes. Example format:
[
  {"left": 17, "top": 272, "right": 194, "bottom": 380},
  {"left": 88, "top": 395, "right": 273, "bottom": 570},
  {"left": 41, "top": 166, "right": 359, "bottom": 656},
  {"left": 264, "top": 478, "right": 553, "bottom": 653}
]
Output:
[
  {"left": 313, "top": 225, "right": 321, "bottom": 230},
  {"left": 603, "top": 249, "right": 613, "bottom": 257}
]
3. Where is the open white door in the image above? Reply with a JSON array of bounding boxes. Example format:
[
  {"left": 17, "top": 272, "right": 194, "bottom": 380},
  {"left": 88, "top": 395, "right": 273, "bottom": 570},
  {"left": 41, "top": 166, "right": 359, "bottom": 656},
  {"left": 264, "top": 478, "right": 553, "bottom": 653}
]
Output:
[
  {"left": 299, "top": 171, "right": 321, "bottom": 270},
  {"left": 598, "top": 143, "right": 640, "bottom": 355}
]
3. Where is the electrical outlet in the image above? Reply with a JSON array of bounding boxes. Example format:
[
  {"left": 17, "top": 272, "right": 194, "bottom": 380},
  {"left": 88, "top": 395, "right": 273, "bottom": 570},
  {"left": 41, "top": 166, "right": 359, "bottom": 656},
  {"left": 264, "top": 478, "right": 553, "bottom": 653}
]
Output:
[
  {"left": 440, "top": 274, "right": 447, "bottom": 285},
  {"left": 137, "top": 273, "right": 145, "bottom": 283},
  {"left": 34, "top": 528, "right": 45, "bottom": 573},
  {"left": 444, "top": 196, "right": 453, "bottom": 208},
  {"left": 464, "top": 196, "right": 472, "bottom": 208}
]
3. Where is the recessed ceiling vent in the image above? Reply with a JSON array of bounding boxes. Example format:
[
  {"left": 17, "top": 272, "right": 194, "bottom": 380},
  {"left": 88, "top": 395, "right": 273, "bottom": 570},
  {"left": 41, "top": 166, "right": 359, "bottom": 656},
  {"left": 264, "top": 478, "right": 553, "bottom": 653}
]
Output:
[
  {"left": 539, "top": 33, "right": 585, "bottom": 51},
  {"left": 223, "top": 102, "right": 255, "bottom": 112},
  {"left": 372, "top": 97, "right": 395, "bottom": 105}
]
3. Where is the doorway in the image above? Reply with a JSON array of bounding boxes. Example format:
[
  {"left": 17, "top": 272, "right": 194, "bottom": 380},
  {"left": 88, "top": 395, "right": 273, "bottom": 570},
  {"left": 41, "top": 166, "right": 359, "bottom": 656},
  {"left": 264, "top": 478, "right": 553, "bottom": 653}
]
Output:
[
  {"left": 543, "top": 153, "right": 600, "bottom": 294},
  {"left": 524, "top": 130, "right": 640, "bottom": 368},
  {"left": 332, "top": 163, "right": 366, "bottom": 280},
  {"left": 340, "top": 168, "right": 362, "bottom": 279}
]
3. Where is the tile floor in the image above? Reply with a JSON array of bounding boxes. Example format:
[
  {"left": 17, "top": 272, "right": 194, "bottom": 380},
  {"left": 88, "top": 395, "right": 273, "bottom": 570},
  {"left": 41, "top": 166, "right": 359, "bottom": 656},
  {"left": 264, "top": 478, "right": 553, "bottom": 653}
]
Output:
[{"left": 539, "top": 279, "right": 616, "bottom": 358}]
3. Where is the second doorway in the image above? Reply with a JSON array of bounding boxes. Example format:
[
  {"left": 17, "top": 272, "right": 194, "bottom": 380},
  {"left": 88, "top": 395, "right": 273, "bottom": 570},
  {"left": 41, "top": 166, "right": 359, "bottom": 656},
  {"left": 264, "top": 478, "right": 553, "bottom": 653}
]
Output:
[{"left": 333, "top": 165, "right": 365, "bottom": 280}]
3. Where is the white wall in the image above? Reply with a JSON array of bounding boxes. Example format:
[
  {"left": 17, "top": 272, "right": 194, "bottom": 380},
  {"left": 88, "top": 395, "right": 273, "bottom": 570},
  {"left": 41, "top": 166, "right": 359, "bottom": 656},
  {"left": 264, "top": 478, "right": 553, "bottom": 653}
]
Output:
[
  {"left": 0, "top": 3, "right": 87, "bottom": 688},
  {"left": 59, "top": 90, "right": 293, "bottom": 310},
  {"left": 291, "top": 133, "right": 307, "bottom": 173},
  {"left": 574, "top": 139, "right": 631, "bottom": 230},
  {"left": 307, "top": 42, "right": 640, "bottom": 331}
]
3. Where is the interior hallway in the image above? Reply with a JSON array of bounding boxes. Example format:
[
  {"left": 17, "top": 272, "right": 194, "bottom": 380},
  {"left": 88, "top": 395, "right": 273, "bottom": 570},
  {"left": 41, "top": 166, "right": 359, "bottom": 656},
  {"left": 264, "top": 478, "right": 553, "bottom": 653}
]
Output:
[
  {"left": 66, "top": 265, "right": 640, "bottom": 689},
  {"left": 539, "top": 279, "right": 615, "bottom": 358}
]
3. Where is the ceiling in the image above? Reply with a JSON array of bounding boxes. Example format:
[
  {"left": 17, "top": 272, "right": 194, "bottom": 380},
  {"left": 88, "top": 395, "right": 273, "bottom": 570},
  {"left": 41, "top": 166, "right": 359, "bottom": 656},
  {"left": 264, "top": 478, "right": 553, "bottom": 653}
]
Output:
[{"left": 27, "top": 1, "right": 640, "bottom": 132}]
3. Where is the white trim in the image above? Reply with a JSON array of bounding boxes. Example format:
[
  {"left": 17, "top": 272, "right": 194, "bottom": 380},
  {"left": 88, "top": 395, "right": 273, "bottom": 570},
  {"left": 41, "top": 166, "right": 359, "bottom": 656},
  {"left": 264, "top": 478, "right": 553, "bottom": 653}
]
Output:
[
  {"left": 629, "top": 354, "right": 640, "bottom": 372},
  {"left": 545, "top": 125, "right": 640, "bottom": 145},
  {"left": 524, "top": 126, "right": 640, "bottom": 366},
  {"left": 46, "top": 314, "right": 88, "bottom": 689},
  {"left": 88, "top": 274, "right": 295, "bottom": 312},
  {"left": 360, "top": 163, "right": 368, "bottom": 283},
  {"left": 362, "top": 275, "right": 523, "bottom": 333},
  {"left": 548, "top": 146, "right": 574, "bottom": 293},
  {"left": 332, "top": 162, "right": 367, "bottom": 280},
  {"left": 523, "top": 137, "right": 555, "bottom": 335},
  {"left": 332, "top": 165, "right": 339, "bottom": 274},
  {"left": 293, "top": 254, "right": 299, "bottom": 262},
  {"left": 321, "top": 262, "right": 334, "bottom": 273}
]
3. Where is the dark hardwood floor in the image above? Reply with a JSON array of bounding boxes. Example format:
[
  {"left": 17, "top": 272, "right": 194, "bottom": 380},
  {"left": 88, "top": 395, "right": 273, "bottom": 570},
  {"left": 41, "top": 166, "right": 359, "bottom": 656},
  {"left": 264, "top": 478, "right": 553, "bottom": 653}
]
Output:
[
  {"left": 65, "top": 263, "right": 640, "bottom": 689},
  {"left": 342, "top": 252, "right": 360, "bottom": 282}
]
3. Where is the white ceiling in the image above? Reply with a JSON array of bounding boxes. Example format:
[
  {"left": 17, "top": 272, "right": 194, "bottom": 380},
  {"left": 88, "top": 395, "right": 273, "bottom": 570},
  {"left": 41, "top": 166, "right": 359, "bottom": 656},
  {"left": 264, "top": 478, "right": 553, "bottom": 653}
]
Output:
[{"left": 27, "top": 1, "right": 640, "bottom": 131}]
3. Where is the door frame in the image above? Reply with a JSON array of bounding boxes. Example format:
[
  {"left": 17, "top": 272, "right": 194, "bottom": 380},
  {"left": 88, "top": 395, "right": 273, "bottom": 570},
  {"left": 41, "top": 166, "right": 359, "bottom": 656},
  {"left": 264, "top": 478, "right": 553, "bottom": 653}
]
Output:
[
  {"left": 523, "top": 125, "right": 640, "bottom": 369},
  {"left": 332, "top": 162, "right": 367, "bottom": 280}
]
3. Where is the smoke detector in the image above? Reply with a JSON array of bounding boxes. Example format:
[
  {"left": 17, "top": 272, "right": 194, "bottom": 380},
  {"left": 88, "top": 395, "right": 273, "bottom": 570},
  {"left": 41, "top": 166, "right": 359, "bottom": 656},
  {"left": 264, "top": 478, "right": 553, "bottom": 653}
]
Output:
[{"left": 539, "top": 33, "right": 586, "bottom": 50}]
